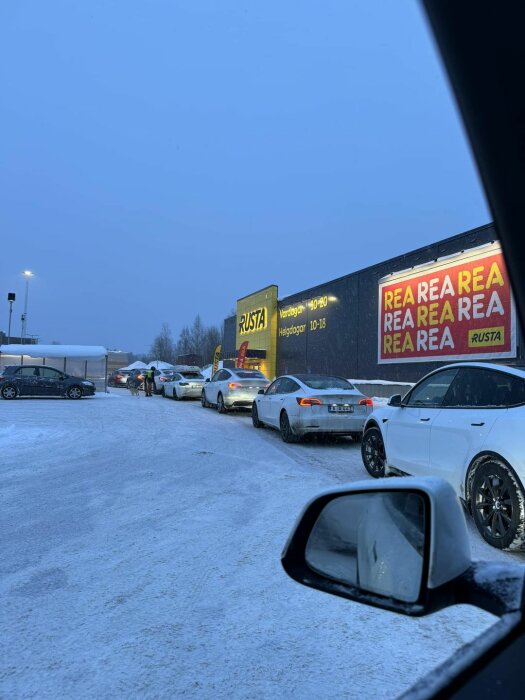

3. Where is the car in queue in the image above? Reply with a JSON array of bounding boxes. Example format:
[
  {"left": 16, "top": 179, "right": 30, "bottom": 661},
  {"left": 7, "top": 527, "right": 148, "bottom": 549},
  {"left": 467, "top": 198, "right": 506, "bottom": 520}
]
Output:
[
  {"left": 163, "top": 367, "right": 206, "bottom": 400},
  {"left": 360, "top": 362, "right": 525, "bottom": 549},
  {"left": 0, "top": 365, "right": 96, "bottom": 399},
  {"left": 107, "top": 369, "right": 131, "bottom": 387},
  {"left": 201, "top": 367, "right": 269, "bottom": 413},
  {"left": 252, "top": 374, "right": 373, "bottom": 443},
  {"left": 153, "top": 368, "right": 177, "bottom": 395}
]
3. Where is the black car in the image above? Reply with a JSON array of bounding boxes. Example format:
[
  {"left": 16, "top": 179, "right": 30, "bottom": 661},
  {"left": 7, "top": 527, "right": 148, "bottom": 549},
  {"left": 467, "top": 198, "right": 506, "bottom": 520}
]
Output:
[{"left": 0, "top": 365, "right": 96, "bottom": 399}]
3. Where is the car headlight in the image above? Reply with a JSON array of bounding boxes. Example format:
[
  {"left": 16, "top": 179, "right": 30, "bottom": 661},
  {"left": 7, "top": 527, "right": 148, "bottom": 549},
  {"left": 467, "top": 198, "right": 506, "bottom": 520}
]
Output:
[{"left": 82, "top": 381, "right": 94, "bottom": 386}]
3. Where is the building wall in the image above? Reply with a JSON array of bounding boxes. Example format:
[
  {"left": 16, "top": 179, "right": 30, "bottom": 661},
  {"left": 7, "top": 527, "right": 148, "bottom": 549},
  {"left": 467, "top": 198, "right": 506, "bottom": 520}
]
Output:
[{"left": 277, "top": 224, "right": 523, "bottom": 382}]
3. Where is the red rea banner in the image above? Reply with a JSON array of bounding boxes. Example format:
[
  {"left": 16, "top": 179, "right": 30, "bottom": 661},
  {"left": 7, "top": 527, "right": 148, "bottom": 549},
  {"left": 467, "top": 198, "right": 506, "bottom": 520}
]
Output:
[{"left": 378, "top": 244, "right": 516, "bottom": 363}]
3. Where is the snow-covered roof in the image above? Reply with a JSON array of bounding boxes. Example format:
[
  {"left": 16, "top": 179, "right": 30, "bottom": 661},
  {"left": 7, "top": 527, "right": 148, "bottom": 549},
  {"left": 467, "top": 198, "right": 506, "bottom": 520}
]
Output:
[
  {"left": 119, "top": 360, "right": 148, "bottom": 370},
  {"left": 148, "top": 360, "right": 175, "bottom": 369},
  {"left": 0, "top": 344, "right": 108, "bottom": 360}
]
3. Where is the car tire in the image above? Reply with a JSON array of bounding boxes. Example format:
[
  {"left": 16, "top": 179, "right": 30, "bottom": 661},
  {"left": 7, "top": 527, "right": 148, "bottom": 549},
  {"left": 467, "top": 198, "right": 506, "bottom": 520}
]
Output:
[
  {"left": 252, "top": 403, "right": 263, "bottom": 428},
  {"left": 361, "top": 426, "right": 386, "bottom": 478},
  {"left": 174, "top": 389, "right": 181, "bottom": 400},
  {"left": 67, "top": 385, "right": 83, "bottom": 400},
  {"left": 280, "top": 411, "right": 298, "bottom": 443},
  {"left": 1, "top": 384, "right": 18, "bottom": 400},
  {"left": 470, "top": 460, "right": 525, "bottom": 550},
  {"left": 201, "top": 391, "right": 209, "bottom": 408},
  {"left": 217, "top": 393, "right": 228, "bottom": 414}
]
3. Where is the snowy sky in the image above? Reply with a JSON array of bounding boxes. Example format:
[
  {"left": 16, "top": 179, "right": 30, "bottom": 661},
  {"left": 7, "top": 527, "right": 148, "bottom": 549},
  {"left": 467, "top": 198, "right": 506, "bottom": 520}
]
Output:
[{"left": 0, "top": 0, "right": 489, "bottom": 354}]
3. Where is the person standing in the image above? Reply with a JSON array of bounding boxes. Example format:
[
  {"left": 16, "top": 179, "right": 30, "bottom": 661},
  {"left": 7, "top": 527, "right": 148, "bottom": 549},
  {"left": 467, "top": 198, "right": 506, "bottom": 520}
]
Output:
[{"left": 145, "top": 366, "right": 155, "bottom": 396}]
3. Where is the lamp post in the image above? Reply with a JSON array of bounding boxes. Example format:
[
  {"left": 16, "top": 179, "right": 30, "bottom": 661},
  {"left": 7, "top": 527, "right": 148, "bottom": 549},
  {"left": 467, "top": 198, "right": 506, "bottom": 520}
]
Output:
[
  {"left": 7, "top": 292, "right": 16, "bottom": 344},
  {"left": 20, "top": 270, "right": 34, "bottom": 341}
]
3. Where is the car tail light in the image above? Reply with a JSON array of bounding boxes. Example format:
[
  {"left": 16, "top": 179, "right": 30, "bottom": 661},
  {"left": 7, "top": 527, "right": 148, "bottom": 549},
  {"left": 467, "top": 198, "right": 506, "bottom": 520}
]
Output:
[
  {"left": 296, "top": 397, "right": 322, "bottom": 406},
  {"left": 359, "top": 397, "right": 374, "bottom": 407},
  {"left": 160, "top": 377, "right": 168, "bottom": 382},
  {"left": 228, "top": 382, "right": 242, "bottom": 389}
]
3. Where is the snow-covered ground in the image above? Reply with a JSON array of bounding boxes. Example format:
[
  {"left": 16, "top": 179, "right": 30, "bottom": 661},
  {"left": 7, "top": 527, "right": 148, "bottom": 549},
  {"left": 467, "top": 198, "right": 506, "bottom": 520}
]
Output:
[{"left": 2, "top": 390, "right": 524, "bottom": 699}]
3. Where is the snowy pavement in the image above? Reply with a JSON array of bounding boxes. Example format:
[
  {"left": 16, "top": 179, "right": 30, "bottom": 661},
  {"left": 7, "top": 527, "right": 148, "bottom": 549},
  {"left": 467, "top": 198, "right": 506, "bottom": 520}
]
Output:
[{"left": 2, "top": 390, "right": 524, "bottom": 699}]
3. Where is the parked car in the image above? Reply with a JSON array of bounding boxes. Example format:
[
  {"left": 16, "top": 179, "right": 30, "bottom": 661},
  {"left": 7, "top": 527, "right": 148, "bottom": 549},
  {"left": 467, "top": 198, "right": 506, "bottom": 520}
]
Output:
[
  {"left": 107, "top": 369, "right": 131, "bottom": 387},
  {"left": 360, "top": 362, "right": 525, "bottom": 549},
  {"left": 163, "top": 368, "right": 206, "bottom": 400},
  {"left": 0, "top": 365, "right": 96, "bottom": 399},
  {"left": 201, "top": 368, "right": 269, "bottom": 412},
  {"left": 153, "top": 368, "right": 176, "bottom": 395},
  {"left": 252, "top": 374, "right": 373, "bottom": 443}
]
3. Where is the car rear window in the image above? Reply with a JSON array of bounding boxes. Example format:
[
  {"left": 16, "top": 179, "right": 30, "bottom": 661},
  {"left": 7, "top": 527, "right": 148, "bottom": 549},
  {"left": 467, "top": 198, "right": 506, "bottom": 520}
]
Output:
[
  {"left": 180, "top": 372, "right": 203, "bottom": 379},
  {"left": 234, "top": 370, "right": 266, "bottom": 379},
  {"left": 296, "top": 375, "right": 355, "bottom": 390}
]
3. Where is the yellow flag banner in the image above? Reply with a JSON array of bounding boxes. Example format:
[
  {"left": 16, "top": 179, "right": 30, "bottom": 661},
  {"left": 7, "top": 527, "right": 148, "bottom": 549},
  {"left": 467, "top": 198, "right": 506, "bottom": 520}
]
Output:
[{"left": 212, "top": 344, "right": 221, "bottom": 376}]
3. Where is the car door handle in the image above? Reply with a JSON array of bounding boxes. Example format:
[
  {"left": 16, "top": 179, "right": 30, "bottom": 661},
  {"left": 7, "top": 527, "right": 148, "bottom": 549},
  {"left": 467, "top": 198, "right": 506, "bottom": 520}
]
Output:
[
  {"left": 419, "top": 418, "right": 430, "bottom": 422},
  {"left": 471, "top": 422, "right": 485, "bottom": 426}
]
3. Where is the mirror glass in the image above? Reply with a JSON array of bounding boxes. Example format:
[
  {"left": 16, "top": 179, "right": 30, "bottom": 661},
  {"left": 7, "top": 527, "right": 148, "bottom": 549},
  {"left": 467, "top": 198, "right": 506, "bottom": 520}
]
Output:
[{"left": 305, "top": 492, "right": 426, "bottom": 603}]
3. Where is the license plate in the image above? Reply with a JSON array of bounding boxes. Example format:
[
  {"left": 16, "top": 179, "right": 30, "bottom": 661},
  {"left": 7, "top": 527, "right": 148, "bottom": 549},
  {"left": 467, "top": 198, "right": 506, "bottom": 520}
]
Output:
[{"left": 328, "top": 404, "right": 354, "bottom": 413}]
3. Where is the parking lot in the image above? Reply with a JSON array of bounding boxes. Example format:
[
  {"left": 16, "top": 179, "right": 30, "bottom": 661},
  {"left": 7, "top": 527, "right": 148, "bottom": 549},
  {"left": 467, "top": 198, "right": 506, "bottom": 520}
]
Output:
[{"left": 2, "top": 390, "right": 524, "bottom": 698}]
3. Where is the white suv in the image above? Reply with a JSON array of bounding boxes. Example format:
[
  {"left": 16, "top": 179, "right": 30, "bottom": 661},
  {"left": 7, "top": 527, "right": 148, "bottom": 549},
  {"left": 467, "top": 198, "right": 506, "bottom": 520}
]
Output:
[
  {"left": 361, "top": 362, "right": 525, "bottom": 549},
  {"left": 202, "top": 368, "right": 269, "bottom": 413}
]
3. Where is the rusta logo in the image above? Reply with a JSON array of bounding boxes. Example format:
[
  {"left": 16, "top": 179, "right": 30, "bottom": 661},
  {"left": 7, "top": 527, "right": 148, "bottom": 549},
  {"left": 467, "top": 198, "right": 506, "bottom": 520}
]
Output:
[{"left": 239, "top": 307, "right": 267, "bottom": 335}]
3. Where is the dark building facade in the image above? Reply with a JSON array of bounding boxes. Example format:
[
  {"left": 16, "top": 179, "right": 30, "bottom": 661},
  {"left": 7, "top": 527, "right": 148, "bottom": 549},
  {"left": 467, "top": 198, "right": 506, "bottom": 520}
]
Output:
[{"left": 224, "top": 224, "right": 523, "bottom": 382}]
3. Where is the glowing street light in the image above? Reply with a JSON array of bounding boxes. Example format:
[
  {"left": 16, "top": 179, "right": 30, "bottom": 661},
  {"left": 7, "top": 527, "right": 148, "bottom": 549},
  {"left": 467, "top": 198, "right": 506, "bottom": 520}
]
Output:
[{"left": 20, "top": 270, "right": 34, "bottom": 341}]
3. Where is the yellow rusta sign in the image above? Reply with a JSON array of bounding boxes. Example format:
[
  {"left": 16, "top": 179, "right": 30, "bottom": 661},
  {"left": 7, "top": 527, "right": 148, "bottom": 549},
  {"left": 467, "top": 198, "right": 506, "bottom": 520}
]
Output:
[
  {"left": 236, "top": 285, "right": 278, "bottom": 380},
  {"left": 239, "top": 307, "right": 268, "bottom": 335}
]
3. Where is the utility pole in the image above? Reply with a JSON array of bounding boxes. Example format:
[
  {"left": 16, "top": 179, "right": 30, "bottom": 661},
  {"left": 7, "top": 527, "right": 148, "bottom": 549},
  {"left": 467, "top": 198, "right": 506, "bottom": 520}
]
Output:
[{"left": 7, "top": 292, "right": 15, "bottom": 344}]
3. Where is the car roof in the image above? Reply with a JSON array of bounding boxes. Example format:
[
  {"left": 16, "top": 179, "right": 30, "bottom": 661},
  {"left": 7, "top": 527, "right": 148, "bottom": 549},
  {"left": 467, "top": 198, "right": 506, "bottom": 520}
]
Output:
[{"left": 424, "top": 362, "right": 525, "bottom": 380}]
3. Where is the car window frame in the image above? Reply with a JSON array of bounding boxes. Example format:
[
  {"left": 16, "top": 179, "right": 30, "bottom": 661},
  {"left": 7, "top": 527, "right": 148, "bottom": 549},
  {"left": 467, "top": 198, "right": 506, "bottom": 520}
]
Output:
[{"left": 402, "top": 368, "right": 460, "bottom": 408}]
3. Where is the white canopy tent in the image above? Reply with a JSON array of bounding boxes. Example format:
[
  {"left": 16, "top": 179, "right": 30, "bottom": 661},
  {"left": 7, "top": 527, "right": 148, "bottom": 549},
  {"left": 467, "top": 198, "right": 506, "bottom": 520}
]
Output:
[
  {"left": 147, "top": 360, "right": 175, "bottom": 369},
  {"left": 0, "top": 344, "right": 109, "bottom": 391},
  {"left": 118, "top": 360, "right": 148, "bottom": 371}
]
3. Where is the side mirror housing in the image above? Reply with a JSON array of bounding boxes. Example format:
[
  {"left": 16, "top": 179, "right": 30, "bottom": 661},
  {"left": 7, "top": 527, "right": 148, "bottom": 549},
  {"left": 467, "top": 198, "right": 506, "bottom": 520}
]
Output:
[
  {"left": 388, "top": 393, "right": 402, "bottom": 407},
  {"left": 205, "top": 378, "right": 210, "bottom": 383},
  {"left": 258, "top": 389, "right": 265, "bottom": 395}
]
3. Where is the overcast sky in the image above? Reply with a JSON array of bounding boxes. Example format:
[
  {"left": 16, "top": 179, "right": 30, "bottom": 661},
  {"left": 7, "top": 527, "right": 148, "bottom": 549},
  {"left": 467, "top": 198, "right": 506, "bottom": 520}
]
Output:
[{"left": 0, "top": 0, "right": 490, "bottom": 354}]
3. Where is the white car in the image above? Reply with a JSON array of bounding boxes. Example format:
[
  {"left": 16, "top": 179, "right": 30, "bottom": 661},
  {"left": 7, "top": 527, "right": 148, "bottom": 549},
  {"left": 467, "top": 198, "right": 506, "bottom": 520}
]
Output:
[
  {"left": 163, "top": 368, "right": 206, "bottom": 400},
  {"left": 252, "top": 374, "right": 373, "bottom": 443},
  {"left": 201, "top": 368, "right": 269, "bottom": 413},
  {"left": 361, "top": 361, "right": 525, "bottom": 549}
]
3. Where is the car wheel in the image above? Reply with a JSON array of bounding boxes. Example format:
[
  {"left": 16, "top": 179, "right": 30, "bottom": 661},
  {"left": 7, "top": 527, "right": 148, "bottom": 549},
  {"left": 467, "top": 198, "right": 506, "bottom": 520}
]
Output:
[
  {"left": 160, "top": 386, "right": 165, "bottom": 397},
  {"left": 217, "top": 393, "right": 228, "bottom": 414},
  {"left": 67, "top": 385, "right": 83, "bottom": 400},
  {"left": 361, "top": 426, "right": 386, "bottom": 477},
  {"left": 201, "top": 391, "right": 209, "bottom": 408},
  {"left": 280, "top": 411, "right": 298, "bottom": 443},
  {"left": 470, "top": 460, "right": 525, "bottom": 550},
  {"left": 252, "top": 403, "right": 263, "bottom": 428},
  {"left": 1, "top": 384, "right": 18, "bottom": 400},
  {"left": 174, "top": 389, "right": 181, "bottom": 401}
]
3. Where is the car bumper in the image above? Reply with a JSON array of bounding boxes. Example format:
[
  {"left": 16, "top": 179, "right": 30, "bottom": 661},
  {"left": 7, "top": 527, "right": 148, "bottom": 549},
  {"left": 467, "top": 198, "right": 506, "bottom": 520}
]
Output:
[
  {"left": 290, "top": 412, "right": 367, "bottom": 435},
  {"left": 224, "top": 390, "right": 261, "bottom": 408},
  {"left": 178, "top": 386, "right": 204, "bottom": 398}
]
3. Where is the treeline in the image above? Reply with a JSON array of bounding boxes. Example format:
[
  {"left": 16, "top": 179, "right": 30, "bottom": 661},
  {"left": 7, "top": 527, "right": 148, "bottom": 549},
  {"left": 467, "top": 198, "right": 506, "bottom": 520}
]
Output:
[{"left": 131, "top": 315, "right": 222, "bottom": 366}]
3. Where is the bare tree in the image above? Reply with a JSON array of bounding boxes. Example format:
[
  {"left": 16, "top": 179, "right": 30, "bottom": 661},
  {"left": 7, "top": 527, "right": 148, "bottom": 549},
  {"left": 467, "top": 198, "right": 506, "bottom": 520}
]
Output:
[{"left": 149, "top": 323, "right": 176, "bottom": 363}]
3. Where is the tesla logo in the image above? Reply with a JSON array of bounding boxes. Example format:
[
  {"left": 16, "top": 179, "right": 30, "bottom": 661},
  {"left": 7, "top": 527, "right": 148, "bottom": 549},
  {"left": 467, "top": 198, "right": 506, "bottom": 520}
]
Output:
[{"left": 239, "top": 307, "right": 267, "bottom": 335}]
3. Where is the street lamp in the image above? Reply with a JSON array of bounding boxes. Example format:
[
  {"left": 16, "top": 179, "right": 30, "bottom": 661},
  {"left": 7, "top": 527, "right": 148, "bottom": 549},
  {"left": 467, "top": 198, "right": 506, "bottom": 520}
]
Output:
[{"left": 20, "top": 270, "right": 34, "bottom": 341}]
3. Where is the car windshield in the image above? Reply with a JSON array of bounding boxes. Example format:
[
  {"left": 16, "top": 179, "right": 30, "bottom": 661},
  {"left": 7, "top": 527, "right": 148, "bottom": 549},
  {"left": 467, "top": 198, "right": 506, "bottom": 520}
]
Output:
[{"left": 296, "top": 375, "right": 355, "bottom": 390}]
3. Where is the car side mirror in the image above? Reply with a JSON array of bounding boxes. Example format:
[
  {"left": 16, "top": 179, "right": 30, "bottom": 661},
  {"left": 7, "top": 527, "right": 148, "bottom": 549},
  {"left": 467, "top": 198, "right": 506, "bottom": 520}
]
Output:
[
  {"left": 258, "top": 389, "right": 265, "bottom": 395},
  {"left": 282, "top": 477, "right": 525, "bottom": 619},
  {"left": 388, "top": 393, "right": 402, "bottom": 407},
  {"left": 205, "top": 378, "right": 210, "bottom": 383}
]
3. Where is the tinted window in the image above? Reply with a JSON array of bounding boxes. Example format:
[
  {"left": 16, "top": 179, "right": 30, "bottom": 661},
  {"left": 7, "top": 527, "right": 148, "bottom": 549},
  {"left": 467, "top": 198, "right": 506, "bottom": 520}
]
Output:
[
  {"left": 171, "top": 374, "right": 181, "bottom": 381},
  {"left": 279, "top": 378, "right": 301, "bottom": 393},
  {"left": 444, "top": 368, "right": 525, "bottom": 408},
  {"left": 234, "top": 370, "right": 266, "bottom": 379},
  {"left": 42, "top": 368, "right": 62, "bottom": 379},
  {"left": 405, "top": 368, "right": 459, "bottom": 407},
  {"left": 297, "top": 375, "right": 354, "bottom": 390},
  {"left": 17, "top": 367, "right": 38, "bottom": 377},
  {"left": 266, "top": 379, "right": 283, "bottom": 395},
  {"left": 180, "top": 372, "right": 203, "bottom": 379}
]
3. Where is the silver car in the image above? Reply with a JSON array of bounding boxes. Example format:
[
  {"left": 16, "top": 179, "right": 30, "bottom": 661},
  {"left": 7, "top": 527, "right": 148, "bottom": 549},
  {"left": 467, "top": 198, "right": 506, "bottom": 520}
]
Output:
[
  {"left": 163, "top": 369, "right": 206, "bottom": 400},
  {"left": 202, "top": 368, "right": 269, "bottom": 413},
  {"left": 252, "top": 374, "right": 373, "bottom": 442}
]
